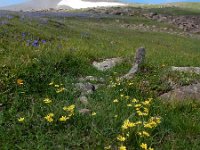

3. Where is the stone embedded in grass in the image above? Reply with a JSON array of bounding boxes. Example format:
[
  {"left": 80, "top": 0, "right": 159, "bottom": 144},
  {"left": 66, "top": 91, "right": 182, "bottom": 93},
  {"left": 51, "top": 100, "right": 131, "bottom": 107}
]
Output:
[
  {"left": 78, "top": 109, "right": 91, "bottom": 115},
  {"left": 79, "top": 76, "right": 105, "bottom": 83},
  {"left": 92, "top": 57, "right": 122, "bottom": 71},
  {"left": 75, "top": 82, "right": 95, "bottom": 95},
  {"left": 171, "top": 66, "right": 200, "bottom": 74},
  {"left": 79, "top": 96, "right": 89, "bottom": 105},
  {"left": 160, "top": 83, "right": 200, "bottom": 101}
]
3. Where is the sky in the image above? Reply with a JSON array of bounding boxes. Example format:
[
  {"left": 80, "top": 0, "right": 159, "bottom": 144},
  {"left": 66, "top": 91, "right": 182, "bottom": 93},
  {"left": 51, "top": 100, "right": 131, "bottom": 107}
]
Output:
[
  {"left": 122, "top": 0, "right": 200, "bottom": 4},
  {"left": 0, "top": 0, "right": 200, "bottom": 7},
  {"left": 0, "top": 0, "right": 30, "bottom": 7}
]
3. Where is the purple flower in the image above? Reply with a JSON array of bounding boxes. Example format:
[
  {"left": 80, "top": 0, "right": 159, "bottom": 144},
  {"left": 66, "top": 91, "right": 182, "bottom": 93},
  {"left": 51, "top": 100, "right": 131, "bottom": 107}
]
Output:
[
  {"left": 32, "top": 40, "right": 39, "bottom": 47},
  {"left": 41, "top": 40, "right": 46, "bottom": 44},
  {"left": 22, "top": 32, "right": 26, "bottom": 38}
]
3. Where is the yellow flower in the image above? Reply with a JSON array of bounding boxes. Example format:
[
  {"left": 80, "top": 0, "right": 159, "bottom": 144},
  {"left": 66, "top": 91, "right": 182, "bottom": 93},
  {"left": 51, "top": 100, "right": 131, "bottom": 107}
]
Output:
[
  {"left": 125, "top": 96, "right": 129, "bottom": 99},
  {"left": 117, "top": 135, "right": 126, "bottom": 142},
  {"left": 122, "top": 119, "right": 136, "bottom": 130},
  {"left": 104, "top": 145, "right": 111, "bottom": 150},
  {"left": 149, "top": 147, "right": 154, "bottom": 150},
  {"left": 135, "top": 121, "right": 142, "bottom": 125},
  {"left": 138, "top": 131, "right": 150, "bottom": 137},
  {"left": 17, "top": 79, "right": 24, "bottom": 85},
  {"left": 132, "top": 98, "right": 138, "bottom": 103},
  {"left": 113, "top": 99, "right": 119, "bottom": 103},
  {"left": 92, "top": 112, "right": 96, "bottom": 116},
  {"left": 68, "top": 112, "right": 74, "bottom": 117},
  {"left": 144, "top": 108, "right": 149, "bottom": 113},
  {"left": 154, "top": 117, "right": 161, "bottom": 124},
  {"left": 18, "top": 117, "right": 25, "bottom": 122},
  {"left": 142, "top": 101, "right": 150, "bottom": 106},
  {"left": 127, "top": 104, "right": 132, "bottom": 107},
  {"left": 126, "top": 132, "right": 130, "bottom": 137},
  {"left": 149, "top": 117, "right": 161, "bottom": 125},
  {"left": 59, "top": 116, "right": 69, "bottom": 122},
  {"left": 144, "top": 123, "right": 154, "bottom": 128},
  {"left": 63, "top": 105, "right": 75, "bottom": 112},
  {"left": 44, "top": 113, "right": 54, "bottom": 122},
  {"left": 54, "top": 84, "right": 59, "bottom": 88},
  {"left": 140, "top": 143, "right": 147, "bottom": 150},
  {"left": 49, "top": 82, "right": 54, "bottom": 86},
  {"left": 135, "top": 104, "right": 142, "bottom": 108},
  {"left": 142, "top": 131, "right": 150, "bottom": 137},
  {"left": 128, "top": 82, "right": 133, "bottom": 86},
  {"left": 49, "top": 113, "right": 54, "bottom": 117},
  {"left": 119, "top": 145, "right": 126, "bottom": 150},
  {"left": 56, "top": 87, "right": 65, "bottom": 93},
  {"left": 43, "top": 98, "right": 52, "bottom": 104},
  {"left": 137, "top": 111, "right": 148, "bottom": 116}
]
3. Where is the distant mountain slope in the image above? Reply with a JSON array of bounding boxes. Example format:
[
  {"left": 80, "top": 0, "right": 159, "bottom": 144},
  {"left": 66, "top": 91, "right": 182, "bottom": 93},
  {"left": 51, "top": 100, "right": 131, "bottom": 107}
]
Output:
[{"left": 168, "top": 2, "right": 200, "bottom": 10}]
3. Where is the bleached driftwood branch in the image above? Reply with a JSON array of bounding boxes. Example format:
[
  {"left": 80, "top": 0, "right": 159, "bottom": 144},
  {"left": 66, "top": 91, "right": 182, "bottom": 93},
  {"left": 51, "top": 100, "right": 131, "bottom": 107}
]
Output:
[{"left": 122, "top": 47, "right": 146, "bottom": 79}]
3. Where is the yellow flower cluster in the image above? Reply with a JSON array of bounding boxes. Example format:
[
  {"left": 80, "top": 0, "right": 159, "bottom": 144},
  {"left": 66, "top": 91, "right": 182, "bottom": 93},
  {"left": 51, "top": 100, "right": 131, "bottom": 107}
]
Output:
[
  {"left": 44, "top": 104, "right": 76, "bottom": 123},
  {"left": 144, "top": 117, "right": 161, "bottom": 129},
  {"left": 134, "top": 98, "right": 152, "bottom": 116},
  {"left": 57, "top": 104, "right": 76, "bottom": 122},
  {"left": 107, "top": 78, "right": 161, "bottom": 150},
  {"left": 140, "top": 143, "right": 154, "bottom": 150},
  {"left": 109, "top": 77, "right": 121, "bottom": 88},
  {"left": 43, "top": 82, "right": 76, "bottom": 123},
  {"left": 114, "top": 96, "right": 161, "bottom": 150},
  {"left": 63, "top": 104, "right": 75, "bottom": 117},
  {"left": 49, "top": 82, "right": 65, "bottom": 94}
]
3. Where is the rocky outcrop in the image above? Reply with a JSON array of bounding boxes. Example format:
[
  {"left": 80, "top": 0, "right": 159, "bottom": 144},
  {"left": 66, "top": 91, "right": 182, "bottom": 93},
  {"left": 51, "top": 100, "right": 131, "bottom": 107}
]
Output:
[
  {"left": 75, "top": 82, "right": 96, "bottom": 95},
  {"left": 92, "top": 57, "right": 122, "bottom": 71},
  {"left": 87, "top": 7, "right": 200, "bottom": 34},
  {"left": 144, "top": 12, "right": 200, "bottom": 34},
  {"left": 160, "top": 83, "right": 200, "bottom": 101}
]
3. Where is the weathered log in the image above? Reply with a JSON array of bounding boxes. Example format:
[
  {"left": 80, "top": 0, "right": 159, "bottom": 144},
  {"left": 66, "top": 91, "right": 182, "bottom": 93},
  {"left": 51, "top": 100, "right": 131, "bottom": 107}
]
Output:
[{"left": 122, "top": 47, "right": 146, "bottom": 79}]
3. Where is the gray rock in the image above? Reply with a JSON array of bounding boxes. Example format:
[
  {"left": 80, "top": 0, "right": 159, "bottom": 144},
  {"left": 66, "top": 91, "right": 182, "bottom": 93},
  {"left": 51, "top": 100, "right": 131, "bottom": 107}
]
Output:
[
  {"left": 78, "top": 109, "right": 91, "bottom": 114},
  {"left": 75, "top": 82, "right": 95, "bottom": 95},
  {"left": 79, "top": 76, "right": 105, "bottom": 83},
  {"left": 92, "top": 57, "right": 122, "bottom": 71},
  {"left": 160, "top": 83, "right": 200, "bottom": 101},
  {"left": 171, "top": 66, "right": 200, "bottom": 74},
  {"left": 79, "top": 96, "right": 89, "bottom": 105}
]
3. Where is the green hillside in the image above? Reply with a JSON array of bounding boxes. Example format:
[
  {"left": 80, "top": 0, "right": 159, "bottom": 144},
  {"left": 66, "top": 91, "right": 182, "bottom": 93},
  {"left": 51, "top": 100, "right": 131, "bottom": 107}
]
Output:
[{"left": 0, "top": 5, "right": 200, "bottom": 150}]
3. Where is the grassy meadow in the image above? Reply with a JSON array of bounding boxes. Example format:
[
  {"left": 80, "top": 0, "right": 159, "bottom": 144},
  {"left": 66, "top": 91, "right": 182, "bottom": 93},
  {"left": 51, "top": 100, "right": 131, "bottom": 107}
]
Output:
[{"left": 0, "top": 4, "right": 200, "bottom": 150}]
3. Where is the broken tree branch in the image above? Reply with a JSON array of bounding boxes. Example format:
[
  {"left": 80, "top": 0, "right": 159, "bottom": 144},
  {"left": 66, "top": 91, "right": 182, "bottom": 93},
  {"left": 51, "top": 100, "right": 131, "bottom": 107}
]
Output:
[{"left": 121, "top": 47, "right": 146, "bottom": 79}]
